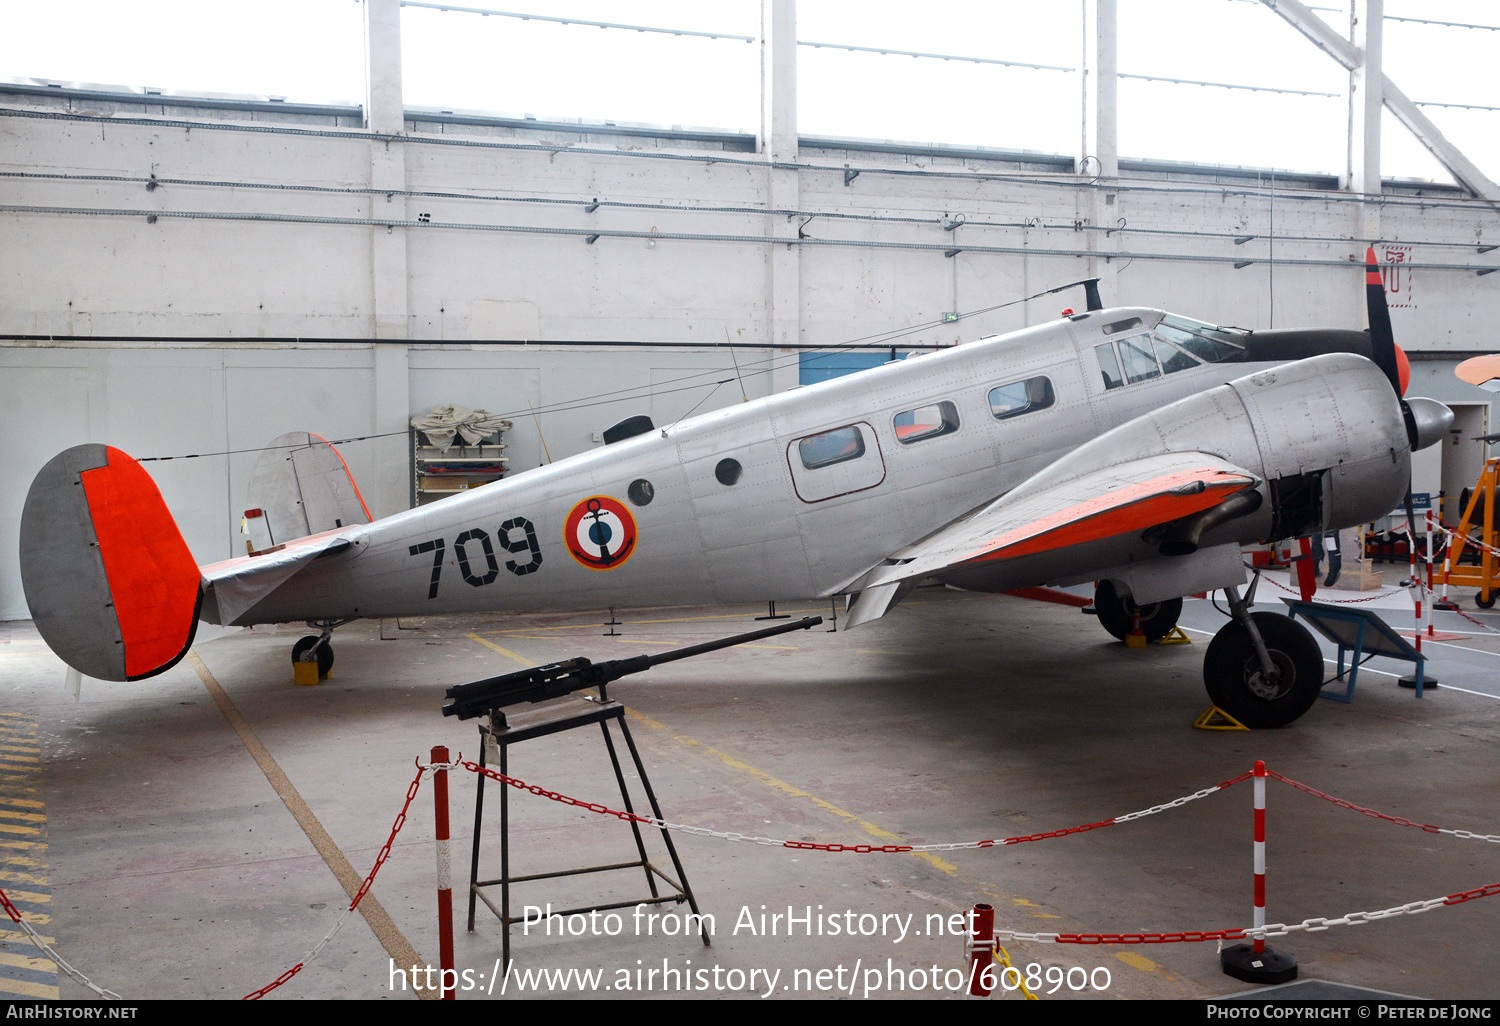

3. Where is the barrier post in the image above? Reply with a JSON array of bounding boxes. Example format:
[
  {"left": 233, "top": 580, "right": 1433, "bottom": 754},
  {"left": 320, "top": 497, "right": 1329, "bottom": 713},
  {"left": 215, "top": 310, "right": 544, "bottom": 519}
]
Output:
[
  {"left": 432, "top": 745, "right": 456, "bottom": 1001},
  {"left": 1220, "top": 761, "right": 1297, "bottom": 985},
  {"left": 967, "top": 903, "right": 994, "bottom": 997}
]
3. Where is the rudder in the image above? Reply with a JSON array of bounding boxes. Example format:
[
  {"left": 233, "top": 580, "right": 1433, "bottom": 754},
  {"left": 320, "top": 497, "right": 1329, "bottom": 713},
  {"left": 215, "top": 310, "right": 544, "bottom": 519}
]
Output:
[{"left": 20, "top": 445, "right": 201, "bottom": 681}]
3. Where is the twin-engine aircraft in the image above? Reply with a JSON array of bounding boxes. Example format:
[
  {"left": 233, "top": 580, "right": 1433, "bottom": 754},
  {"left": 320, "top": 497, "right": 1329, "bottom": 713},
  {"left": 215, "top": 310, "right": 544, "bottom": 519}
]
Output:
[{"left": 20, "top": 251, "right": 1453, "bottom": 727}]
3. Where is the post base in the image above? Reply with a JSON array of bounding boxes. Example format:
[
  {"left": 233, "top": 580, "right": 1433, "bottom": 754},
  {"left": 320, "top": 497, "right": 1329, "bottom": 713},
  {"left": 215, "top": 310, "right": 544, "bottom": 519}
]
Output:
[
  {"left": 1220, "top": 943, "right": 1297, "bottom": 985},
  {"left": 1398, "top": 675, "right": 1438, "bottom": 690}
]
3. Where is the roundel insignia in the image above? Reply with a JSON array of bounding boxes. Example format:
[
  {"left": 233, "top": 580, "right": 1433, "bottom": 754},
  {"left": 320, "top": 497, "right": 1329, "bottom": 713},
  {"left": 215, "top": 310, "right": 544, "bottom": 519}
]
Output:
[{"left": 563, "top": 495, "right": 638, "bottom": 571}]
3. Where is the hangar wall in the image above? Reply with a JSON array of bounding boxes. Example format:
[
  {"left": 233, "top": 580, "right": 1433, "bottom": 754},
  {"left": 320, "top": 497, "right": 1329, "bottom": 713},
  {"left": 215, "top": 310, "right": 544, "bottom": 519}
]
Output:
[{"left": 3, "top": 8, "right": 1500, "bottom": 621}]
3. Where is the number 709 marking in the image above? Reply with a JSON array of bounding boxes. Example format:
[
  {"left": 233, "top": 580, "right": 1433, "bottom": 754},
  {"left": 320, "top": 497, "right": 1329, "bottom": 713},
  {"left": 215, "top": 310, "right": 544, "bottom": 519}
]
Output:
[{"left": 408, "top": 517, "right": 542, "bottom": 599}]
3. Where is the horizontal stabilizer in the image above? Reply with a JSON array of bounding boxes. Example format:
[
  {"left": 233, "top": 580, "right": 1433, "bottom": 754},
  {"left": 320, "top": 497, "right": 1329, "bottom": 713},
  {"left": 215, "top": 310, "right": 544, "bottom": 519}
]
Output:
[{"left": 20, "top": 445, "right": 201, "bottom": 681}]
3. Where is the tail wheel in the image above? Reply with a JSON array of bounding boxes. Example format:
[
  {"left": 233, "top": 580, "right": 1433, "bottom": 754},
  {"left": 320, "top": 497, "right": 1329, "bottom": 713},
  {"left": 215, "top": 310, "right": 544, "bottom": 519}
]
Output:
[
  {"left": 292, "top": 635, "right": 334, "bottom": 678},
  {"left": 1203, "top": 612, "right": 1323, "bottom": 728},
  {"left": 1094, "top": 580, "right": 1183, "bottom": 642}
]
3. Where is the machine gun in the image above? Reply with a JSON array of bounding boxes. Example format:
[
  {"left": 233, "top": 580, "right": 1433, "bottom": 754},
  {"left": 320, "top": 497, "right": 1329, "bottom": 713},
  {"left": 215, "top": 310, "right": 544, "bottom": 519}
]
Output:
[{"left": 443, "top": 615, "right": 823, "bottom": 720}]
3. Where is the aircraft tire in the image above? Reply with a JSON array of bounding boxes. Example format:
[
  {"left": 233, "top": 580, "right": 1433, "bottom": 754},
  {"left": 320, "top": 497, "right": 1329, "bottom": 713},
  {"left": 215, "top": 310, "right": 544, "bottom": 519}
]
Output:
[
  {"left": 1203, "top": 613, "right": 1323, "bottom": 728},
  {"left": 1094, "top": 581, "right": 1182, "bottom": 642},
  {"left": 292, "top": 635, "right": 334, "bottom": 678}
]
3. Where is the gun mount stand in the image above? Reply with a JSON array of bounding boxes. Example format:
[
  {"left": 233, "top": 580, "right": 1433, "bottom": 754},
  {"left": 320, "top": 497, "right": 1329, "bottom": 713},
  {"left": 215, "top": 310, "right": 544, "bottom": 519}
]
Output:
[
  {"left": 445, "top": 615, "right": 823, "bottom": 964},
  {"left": 467, "top": 694, "right": 706, "bottom": 966}
]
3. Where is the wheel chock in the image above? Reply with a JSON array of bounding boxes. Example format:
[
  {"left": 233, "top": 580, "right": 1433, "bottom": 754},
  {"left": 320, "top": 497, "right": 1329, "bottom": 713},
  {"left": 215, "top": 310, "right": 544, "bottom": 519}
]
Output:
[
  {"left": 1124, "top": 632, "right": 1148, "bottom": 649},
  {"left": 1153, "top": 626, "right": 1192, "bottom": 646},
  {"left": 1193, "top": 706, "right": 1249, "bottom": 731},
  {"left": 293, "top": 660, "right": 321, "bottom": 687}
]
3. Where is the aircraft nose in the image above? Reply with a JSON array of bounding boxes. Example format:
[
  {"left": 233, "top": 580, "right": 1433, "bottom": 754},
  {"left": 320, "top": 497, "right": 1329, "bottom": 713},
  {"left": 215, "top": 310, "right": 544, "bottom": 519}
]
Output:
[{"left": 1405, "top": 397, "right": 1453, "bottom": 451}]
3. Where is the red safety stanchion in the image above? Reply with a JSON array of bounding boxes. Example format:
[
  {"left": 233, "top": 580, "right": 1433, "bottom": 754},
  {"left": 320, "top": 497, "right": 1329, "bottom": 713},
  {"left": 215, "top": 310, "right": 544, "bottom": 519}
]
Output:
[
  {"left": 433, "top": 745, "right": 456, "bottom": 1001},
  {"left": 967, "top": 903, "right": 994, "bottom": 997},
  {"left": 1219, "top": 761, "right": 1297, "bottom": 984}
]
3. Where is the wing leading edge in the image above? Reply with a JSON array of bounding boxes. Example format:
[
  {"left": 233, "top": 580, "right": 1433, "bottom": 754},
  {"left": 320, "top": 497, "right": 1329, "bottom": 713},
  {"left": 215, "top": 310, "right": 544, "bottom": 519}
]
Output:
[{"left": 844, "top": 452, "right": 1259, "bottom": 628}]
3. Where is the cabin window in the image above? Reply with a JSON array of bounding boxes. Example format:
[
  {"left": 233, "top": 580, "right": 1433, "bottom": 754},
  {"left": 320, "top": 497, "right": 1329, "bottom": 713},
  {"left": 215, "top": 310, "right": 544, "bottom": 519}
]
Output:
[
  {"left": 989, "top": 376, "right": 1056, "bottom": 419},
  {"left": 628, "top": 479, "right": 654, "bottom": 505},
  {"left": 1095, "top": 343, "right": 1124, "bottom": 390},
  {"left": 893, "top": 401, "right": 960, "bottom": 444},
  {"left": 715, "top": 459, "right": 743, "bottom": 485},
  {"left": 798, "top": 426, "right": 866, "bottom": 470},
  {"left": 1118, "top": 334, "right": 1162, "bottom": 384}
]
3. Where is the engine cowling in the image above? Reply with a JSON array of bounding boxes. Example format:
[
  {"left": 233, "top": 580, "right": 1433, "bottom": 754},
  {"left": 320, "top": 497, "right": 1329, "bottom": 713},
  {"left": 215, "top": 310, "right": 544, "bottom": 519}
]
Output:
[{"left": 1006, "top": 353, "right": 1413, "bottom": 552}]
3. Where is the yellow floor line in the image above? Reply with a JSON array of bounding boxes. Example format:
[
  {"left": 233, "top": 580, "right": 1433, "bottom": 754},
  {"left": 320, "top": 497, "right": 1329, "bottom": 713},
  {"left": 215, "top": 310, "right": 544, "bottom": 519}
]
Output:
[
  {"left": 0, "top": 977, "right": 59, "bottom": 999},
  {"left": 187, "top": 651, "right": 438, "bottom": 1001},
  {"left": 464, "top": 634, "right": 958, "bottom": 875}
]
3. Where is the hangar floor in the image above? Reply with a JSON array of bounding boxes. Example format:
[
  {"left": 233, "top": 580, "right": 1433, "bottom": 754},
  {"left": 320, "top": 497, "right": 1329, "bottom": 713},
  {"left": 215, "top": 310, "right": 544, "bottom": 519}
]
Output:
[{"left": 5, "top": 582, "right": 1499, "bottom": 1001}]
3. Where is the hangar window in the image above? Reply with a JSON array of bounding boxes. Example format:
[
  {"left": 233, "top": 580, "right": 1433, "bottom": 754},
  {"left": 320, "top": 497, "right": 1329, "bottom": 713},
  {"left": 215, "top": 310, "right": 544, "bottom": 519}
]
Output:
[
  {"left": 989, "top": 377, "right": 1055, "bottom": 419},
  {"left": 798, "top": 425, "right": 866, "bottom": 470},
  {"left": 893, "top": 401, "right": 960, "bottom": 443}
]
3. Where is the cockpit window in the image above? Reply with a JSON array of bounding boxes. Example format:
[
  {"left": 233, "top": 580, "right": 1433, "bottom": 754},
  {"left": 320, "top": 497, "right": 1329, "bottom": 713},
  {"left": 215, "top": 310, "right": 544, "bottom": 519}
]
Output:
[
  {"left": 1156, "top": 315, "right": 1248, "bottom": 364},
  {"left": 1095, "top": 343, "right": 1124, "bottom": 390},
  {"left": 1153, "top": 337, "right": 1200, "bottom": 374},
  {"left": 1118, "top": 334, "right": 1161, "bottom": 384}
]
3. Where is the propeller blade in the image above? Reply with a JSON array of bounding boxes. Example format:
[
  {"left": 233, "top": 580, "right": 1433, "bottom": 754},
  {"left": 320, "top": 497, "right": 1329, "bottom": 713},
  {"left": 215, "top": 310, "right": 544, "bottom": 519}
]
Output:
[{"left": 1365, "top": 247, "right": 1404, "bottom": 395}]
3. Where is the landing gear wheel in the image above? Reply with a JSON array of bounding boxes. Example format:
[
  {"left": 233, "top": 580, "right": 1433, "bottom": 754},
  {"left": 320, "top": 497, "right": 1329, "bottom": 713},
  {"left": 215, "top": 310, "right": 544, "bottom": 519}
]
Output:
[
  {"left": 1477, "top": 591, "right": 1496, "bottom": 610},
  {"left": 1203, "top": 613, "right": 1323, "bottom": 728},
  {"left": 1094, "top": 580, "right": 1183, "bottom": 643},
  {"left": 292, "top": 635, "right": 334, "bottom": 679}
]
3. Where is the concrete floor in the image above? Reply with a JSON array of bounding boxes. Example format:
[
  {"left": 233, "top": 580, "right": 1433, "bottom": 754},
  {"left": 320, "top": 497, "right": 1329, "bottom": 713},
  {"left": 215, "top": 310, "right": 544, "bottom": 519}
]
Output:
[{"left": 4, "top": 581, "right": 1499, "bottom": 1001}]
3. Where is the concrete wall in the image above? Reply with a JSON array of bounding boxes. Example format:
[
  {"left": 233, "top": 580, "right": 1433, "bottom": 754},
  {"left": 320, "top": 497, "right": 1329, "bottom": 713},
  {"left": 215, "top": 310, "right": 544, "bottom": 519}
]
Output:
[{"left": 3, "top": 83, "right": 1499, "bottom": 619}]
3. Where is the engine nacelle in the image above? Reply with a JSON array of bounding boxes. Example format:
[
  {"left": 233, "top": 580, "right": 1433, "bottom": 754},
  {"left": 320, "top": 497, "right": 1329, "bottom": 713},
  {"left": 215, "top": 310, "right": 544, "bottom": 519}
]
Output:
[{"left": 1008, "top": 353, "right": 1412, "bottom": 551}]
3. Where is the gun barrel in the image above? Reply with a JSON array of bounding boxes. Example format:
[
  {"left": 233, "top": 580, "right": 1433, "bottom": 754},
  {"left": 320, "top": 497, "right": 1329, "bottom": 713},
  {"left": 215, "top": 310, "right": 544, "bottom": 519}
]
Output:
[{"left": 441, "top": 615, "right": 823, "bottom": 719}]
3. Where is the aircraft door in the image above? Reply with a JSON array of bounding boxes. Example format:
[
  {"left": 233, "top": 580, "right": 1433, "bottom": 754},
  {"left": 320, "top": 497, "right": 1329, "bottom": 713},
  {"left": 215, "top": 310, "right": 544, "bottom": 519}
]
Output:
[{"left": 786, "top": 422, "right": 886, "bottom": 503}]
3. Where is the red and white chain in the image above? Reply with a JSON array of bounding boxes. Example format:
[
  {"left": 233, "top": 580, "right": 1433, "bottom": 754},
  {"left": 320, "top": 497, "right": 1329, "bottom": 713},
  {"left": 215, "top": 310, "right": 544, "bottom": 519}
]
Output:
[
  {"left": 462, "top": 761, "right": 1250, "bottom": 854},
  {"left": 988, "top": 882, "right": 1500, "bottom": 946},
  {"left": 0, "top": 889, "right": 119, "bottom": 999},
  {"left": 1258, "top": 572, "right": 1390, "bottom": 604},
  {"left": 1436, "top": 516, "right": 1500, "bottom": 560},
  {"left": 244, "top": 761, "right": 436, "bottom": 1001},
  {"left": 1270, "top": 770, "right": 1500, "bottom": 843}
]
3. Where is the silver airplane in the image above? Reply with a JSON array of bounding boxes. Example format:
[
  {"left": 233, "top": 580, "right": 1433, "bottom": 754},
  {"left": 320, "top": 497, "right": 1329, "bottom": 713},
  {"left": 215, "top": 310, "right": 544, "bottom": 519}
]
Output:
[{"left": 19, "top": 251, "right": 1453, "bottom": 728}]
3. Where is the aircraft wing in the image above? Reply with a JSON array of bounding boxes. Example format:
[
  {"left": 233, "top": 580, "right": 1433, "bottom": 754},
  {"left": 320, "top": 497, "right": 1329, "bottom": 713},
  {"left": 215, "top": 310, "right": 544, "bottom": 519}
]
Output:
[{"left": 845, "top": 452, "right": 1259, "bottom": 627}]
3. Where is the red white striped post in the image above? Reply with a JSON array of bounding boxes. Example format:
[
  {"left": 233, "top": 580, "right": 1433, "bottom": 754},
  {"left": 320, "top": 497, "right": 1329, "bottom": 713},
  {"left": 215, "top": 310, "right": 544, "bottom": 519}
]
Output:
[
  {"left": 968, "top": 903, "right": 995, "bottom": 997},
  {"left": 1220, "top": 761, "right": 1296, "bottom": 984},
  {"left": 1295, "top": 537, "right": 1317, "bottom": 602},
  {"left": 1252, "top": 760, "right": 1266, "bottom": 954},
  {"left": 432, "top": 745, "right": 456, "bottom": 1001}
]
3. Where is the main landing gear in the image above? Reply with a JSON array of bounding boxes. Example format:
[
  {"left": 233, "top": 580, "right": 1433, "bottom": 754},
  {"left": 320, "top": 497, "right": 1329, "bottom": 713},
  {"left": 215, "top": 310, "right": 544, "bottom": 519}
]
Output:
[
  {"left": 1093, "top": 580, "right": 1183, "bottom": 643},
  {"left": 290, "top": 619, "right": 353, "bottom": 681},
  {"left": 1203, "top": 578, "right": 1323, "bottom": 729}
]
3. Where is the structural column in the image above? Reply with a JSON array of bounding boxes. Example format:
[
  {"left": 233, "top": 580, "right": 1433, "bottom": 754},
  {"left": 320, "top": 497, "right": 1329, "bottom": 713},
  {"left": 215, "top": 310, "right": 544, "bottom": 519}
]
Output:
[
  {"left": 365, "top": 0, "right": 412, "bottom": 515},
  {"left": 1079, "top": 0, "right": 1119, "bottom": 300},
  {"left": 1348, "top": 0, "right": 1383, "bottom": 240},
  {"left": 762, "top": 0, "right": 801, "bottom": 394},
  {"left": 1079, "top": 0, "right": 1118, "bottom": 179}
]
